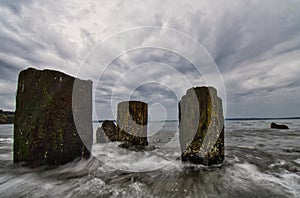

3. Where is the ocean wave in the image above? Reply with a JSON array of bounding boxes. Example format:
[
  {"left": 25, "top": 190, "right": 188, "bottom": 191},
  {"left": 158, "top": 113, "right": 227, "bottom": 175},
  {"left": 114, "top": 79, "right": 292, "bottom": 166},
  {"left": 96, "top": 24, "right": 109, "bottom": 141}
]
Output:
[
  {"left": 294, "top": 159, "right": 300, "bottom": 165},
  {"left": 231, "top": 163, "right": 300, "bottom": 197},
  {"left": 0, "top": 138, "right": 13, "bottom": 142},
  {"left": 282, "top": 148, "right": 300, "bottom": 153},
  {"left": 92, "top": 142, "right": 181, "bottom": 172},
  {"left": 235, "top": 145, "right": 257, "bottom": 150}
]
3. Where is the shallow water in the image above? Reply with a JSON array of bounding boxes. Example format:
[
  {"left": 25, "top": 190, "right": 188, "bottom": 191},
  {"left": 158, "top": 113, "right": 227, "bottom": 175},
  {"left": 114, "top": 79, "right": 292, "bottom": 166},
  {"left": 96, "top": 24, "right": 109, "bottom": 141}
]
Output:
[{"left": 0, "top": 120, "right": 299, "bottom": 197}]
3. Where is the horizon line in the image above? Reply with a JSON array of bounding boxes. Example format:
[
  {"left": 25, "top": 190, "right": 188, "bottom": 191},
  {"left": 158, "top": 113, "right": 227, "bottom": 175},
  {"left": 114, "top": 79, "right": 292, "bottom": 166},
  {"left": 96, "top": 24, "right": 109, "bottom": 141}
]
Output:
[{"left": 93, "top": 116, "right": 300, "bottom": 122}]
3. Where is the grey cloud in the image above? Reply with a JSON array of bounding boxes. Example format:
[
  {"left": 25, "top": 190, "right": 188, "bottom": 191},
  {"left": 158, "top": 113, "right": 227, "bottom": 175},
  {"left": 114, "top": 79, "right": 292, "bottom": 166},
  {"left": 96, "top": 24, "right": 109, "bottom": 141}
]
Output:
[
  {"left": 0, "top": 0, "right": 300, "bottom": 118},
  {"left": 131, "top": 82, "right": 179, "bottom": 104},
  {"left": 0, "top": 60, "right": 20, "bottom": 81},
  {"left": 0, "top": 0, "right": 30, "bottom": 14}
]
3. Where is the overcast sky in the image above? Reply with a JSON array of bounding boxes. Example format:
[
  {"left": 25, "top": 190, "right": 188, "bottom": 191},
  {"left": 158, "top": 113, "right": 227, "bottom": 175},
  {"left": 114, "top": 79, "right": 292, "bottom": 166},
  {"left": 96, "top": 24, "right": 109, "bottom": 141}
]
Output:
[{"left": 0, "top": 0, "right": 300, "bottom": 119}]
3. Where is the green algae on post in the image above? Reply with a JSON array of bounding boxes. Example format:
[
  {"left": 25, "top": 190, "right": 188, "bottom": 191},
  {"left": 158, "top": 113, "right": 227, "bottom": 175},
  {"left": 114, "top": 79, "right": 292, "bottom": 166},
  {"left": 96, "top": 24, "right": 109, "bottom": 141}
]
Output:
[
  {"left": 179, "top": 86, "right": 224, "bottom": 166},
  {"left": 117, "top": 101, "right": 148, "bottom": 147},
  {"left": 14, "top": 68, "right": 93, "bottom": 166}
]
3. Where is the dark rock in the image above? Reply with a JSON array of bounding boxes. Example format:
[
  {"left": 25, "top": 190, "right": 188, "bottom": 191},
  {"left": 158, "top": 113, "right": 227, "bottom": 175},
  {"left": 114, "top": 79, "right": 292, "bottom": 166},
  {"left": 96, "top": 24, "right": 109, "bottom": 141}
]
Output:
[
  {"left": 96, "top": 120, "right": 117, "bottom": 143},
  {"left": 117, "top": 101, "right": 148, "bottom": 147},
  {"left": 14, "top": 68, "right": 93, "bottom": 166},
  {"left": 0, "top": 115, "right": 12, "bottom": 124},
  {"left": 270, "top": 122, "right": 289, "bottom": 129},
  {"left": 102, "top": 120, "right": 117, "bottom": 140},
  {"left": 0, "top": 110, "right": 14, "bottom": 124},
  {"left": 179, "top": 86, "right": 224, "bottom": 166}
]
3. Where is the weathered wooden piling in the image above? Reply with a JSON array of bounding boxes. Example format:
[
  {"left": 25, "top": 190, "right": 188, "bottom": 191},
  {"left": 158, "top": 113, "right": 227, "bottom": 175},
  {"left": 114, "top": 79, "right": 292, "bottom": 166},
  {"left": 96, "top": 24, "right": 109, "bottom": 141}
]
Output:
[
  {"left": 14, "top": 68, "right": 93, "bottom": 166},
  {"left": 179, "top": 86, "right": 224, "bottom": 165},
  {"left": 117, "top": 101, "right": 148, "bottom": 146}
]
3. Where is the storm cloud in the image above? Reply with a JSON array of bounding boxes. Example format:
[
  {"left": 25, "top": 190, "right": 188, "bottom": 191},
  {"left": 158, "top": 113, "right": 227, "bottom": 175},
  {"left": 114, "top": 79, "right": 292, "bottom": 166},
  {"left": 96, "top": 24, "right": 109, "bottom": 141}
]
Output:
[{"left": 0, "top": 0, "right": 300, "bottom": 119}]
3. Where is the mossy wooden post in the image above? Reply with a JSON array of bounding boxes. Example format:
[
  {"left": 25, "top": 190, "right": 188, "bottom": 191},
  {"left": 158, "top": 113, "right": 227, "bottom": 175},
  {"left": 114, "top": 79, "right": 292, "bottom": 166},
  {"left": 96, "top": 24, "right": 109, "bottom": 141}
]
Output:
[
  {"left": 14, "top": 68, "right": 92, "bottom": 166},
  {"left": 179, "top": 86, "right": 224, "bottom": 165},
  {"left": 117, "top": 101, "right": 148, "bottom": 146}
]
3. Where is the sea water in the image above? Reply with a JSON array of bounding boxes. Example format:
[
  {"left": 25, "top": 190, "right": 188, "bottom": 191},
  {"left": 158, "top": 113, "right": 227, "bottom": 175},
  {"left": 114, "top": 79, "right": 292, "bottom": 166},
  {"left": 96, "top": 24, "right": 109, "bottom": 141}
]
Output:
[{"left": 0, "top": 120, "right": 299, "bottom": 197}]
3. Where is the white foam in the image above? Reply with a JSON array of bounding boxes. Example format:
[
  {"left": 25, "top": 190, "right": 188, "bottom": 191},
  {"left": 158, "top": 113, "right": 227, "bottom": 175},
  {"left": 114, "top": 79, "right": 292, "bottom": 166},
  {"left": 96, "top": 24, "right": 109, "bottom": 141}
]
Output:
[
  {"left": 233, "top": 163, "right": 300, "bottom": 197},
  {"left": 268, "top": 160, "right": 287, "bottom": 168},
  {"left": 0, "top": 152, "right": 13, "bottom": 160},
  {"left": 294, "top": 159, "right": 300, "bottom": 165},
  {"left": 92, "top": 142, "right": 179, "bottom": 172},
  {"left": 0, "top": 138, "right": 13, "bottom": 142}
]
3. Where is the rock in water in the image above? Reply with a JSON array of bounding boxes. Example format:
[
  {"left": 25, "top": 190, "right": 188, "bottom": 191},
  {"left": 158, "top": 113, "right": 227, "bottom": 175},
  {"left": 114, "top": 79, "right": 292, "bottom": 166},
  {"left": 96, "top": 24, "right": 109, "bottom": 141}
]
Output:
[
  {"left": 179, "top": 86, "right": 224, "bottom": 165},
  {"left": 0, "top": 110, "right": 14, "bottom": 124},
  {"left": 14, "top": 68, "right": 93, "bottom": 166},
  {"left": 96, "top": 120, "right": 117, "bottom": 143},
  {"left": 117, "top": 101, "right": 148, "bottom": 146},
  {"left": 270, "top": 122, "right": 289, "bottom": 129}
]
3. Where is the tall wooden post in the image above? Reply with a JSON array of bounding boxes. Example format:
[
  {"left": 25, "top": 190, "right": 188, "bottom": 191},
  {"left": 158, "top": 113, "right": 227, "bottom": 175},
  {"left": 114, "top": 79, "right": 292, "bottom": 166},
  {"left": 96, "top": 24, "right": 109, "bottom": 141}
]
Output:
[
  {"left": 14, "top": 68, "right": 92, "bottom": 166},
  {"left": 117, "top": 101, "right": 148, "bottom": 146},
  {"left": 179, "top": 86, "right": 224, "bottom": 165}
]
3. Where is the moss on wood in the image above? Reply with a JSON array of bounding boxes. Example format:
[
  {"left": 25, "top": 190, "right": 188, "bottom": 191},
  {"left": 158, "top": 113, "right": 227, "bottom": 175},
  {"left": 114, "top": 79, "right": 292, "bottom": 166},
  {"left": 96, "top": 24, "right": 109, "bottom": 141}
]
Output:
[
  {"left": 117, "top": 101, "right": 148, "bottom": 146},
  {"left": 179, "top": 86, "right": 224, "bottom": 165},
  {"left": 14, "top": 68, "right": 93, "bottom": 166}
]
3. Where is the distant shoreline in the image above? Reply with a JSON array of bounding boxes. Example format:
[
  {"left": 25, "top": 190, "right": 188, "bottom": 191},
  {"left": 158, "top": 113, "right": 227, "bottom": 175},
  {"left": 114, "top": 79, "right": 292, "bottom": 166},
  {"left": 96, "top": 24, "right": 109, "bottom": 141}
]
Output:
[
  {"left": 225, "top": 117, "right": 300, "bottom": 121},
  {"left": 93, "top": 117, "right": 300, "bottom": 123},
  {"left": 0, "top": 110, "right": 14, "bottom": 124}
]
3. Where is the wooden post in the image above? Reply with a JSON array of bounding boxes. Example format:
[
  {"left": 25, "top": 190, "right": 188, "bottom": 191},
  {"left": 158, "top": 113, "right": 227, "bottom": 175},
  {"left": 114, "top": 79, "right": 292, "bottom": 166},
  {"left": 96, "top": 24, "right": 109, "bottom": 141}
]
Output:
[
  {"left": 117, "top": 101, "right": 148, "bottom": 146},
  {"left": 14, "top": 68, "right": 92, "bottom": 166},
  {"left": 179, "top": 86, "right": 224, "bottom": 165}
]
